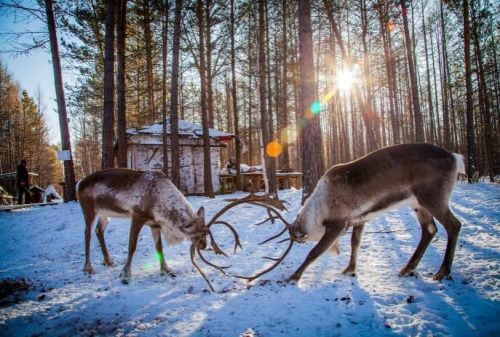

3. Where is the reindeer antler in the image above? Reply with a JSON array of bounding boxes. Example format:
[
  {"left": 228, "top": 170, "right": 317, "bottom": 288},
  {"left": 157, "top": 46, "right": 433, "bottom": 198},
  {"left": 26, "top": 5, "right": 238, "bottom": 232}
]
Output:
[
  {"left": 233, "top": 238, "right": 294, "bottom": 281},
  {"left": 191, "top": 193, "right": 295, "bottom": 290}
]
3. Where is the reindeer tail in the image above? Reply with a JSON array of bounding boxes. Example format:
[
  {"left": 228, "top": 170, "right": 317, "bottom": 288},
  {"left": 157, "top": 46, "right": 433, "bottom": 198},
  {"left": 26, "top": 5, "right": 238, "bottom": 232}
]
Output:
[{"left": 453, "top": 153, "right": 466, "bottom": 176}]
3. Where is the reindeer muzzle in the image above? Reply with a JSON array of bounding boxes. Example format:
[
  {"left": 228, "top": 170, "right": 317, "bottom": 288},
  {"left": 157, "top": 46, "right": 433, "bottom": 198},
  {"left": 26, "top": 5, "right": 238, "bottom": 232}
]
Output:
[
  {"left": 290, "top": 230, "right": 309, "bottom": 243},
  {"left": 196, "top": 237, "right": 207, "bottom": 250}
]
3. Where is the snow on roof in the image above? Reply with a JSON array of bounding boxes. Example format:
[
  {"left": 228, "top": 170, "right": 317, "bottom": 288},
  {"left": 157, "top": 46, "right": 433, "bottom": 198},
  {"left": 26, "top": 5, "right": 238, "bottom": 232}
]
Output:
[{"left": 127, "top": 119, "right": 233, "bottom": 140}]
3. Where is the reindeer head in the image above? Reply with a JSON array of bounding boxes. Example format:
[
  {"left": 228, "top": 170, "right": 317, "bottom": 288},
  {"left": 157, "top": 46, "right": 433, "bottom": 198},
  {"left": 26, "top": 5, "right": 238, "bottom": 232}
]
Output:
[
  {"left": 188, "top": 207, "right": 208, "bottom": 250},
  {"left": 288, "top": 216, "right": 309, "bottom": 243}
]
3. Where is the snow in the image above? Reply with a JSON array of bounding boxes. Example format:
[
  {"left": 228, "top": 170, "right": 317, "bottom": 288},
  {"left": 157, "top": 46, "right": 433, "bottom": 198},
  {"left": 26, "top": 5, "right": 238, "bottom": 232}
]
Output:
[
  {"left": 0, "top": 182, "right": 498, "bottom": 336},
  {"left": 127, "top": 120, "right": 233, "bottom": 139}
]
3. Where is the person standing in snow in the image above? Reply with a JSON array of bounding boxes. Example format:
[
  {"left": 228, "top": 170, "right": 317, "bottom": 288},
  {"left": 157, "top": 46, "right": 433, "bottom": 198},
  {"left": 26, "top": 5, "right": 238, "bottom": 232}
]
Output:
[{"left": 16, "top": 159, "right": 30, "bottom": 204}]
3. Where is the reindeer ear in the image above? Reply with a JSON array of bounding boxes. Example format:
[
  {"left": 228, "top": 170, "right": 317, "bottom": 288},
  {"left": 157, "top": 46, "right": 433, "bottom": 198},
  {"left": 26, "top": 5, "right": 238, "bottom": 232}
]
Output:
[{"left": 197, "top": 207, "right": 205, "bottom": 219}]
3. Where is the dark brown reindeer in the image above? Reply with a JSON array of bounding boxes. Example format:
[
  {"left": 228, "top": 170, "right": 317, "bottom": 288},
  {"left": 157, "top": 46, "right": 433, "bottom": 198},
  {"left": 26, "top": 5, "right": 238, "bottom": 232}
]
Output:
[
  {"left": 287, "top": 143, "right": 466, "bottom": 283},
  {"left": 77, "top": 168, "right": 208, "bottom": 284}
]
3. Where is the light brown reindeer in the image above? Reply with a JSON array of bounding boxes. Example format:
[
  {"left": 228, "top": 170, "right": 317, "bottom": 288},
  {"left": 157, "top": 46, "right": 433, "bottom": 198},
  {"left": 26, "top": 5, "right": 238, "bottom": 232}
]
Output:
[
  {"left": 77, "top": 168, "right": 208, "bottom": 284},
  {"left": 288, "top": 143, "right": 465, "bottom": 283}
]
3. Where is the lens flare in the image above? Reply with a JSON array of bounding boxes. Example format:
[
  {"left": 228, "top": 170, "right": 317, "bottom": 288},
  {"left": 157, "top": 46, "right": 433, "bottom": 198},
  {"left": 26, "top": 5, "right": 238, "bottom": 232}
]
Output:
[
  {"left": 387, "top": 20, "right": 395, "bottom": 31},
  {"left": 144, "top": 261, "right": 155, "bottom": 272},
  {"left": 156, "top": 252, "right": 164, "bottom": 261},
  {"left": 310, "top": 100, "right": 322, "bottom": 115},
  {"left": 266, "top": 141, "right": 283, "bottom": 158},
  {"left": 280, "top": 125, "right": 296, "bottom": 145},
  {"left": 320, "top": 91, "right": 334, "bottom": 105},
  {"left": 144, "top": 252, "right": 164, "bottom": 272}
]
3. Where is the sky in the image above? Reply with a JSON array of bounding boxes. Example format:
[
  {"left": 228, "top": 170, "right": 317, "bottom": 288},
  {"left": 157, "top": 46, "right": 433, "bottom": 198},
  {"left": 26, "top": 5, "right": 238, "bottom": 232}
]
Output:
[{"left": 0, "top": 8, "right": 63, "bottom": 145}]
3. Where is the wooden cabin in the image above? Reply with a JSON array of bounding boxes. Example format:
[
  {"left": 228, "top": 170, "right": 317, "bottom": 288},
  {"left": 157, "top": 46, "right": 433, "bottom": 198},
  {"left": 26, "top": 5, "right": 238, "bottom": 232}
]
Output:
[{"left": 127, "top": 120, "right": 233, "bottom": 195}]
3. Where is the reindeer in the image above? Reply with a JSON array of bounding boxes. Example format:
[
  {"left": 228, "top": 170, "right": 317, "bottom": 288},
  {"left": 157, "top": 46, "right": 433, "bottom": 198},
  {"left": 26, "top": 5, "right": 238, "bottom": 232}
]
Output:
[
  {"left": 287, "top": 143, "right": 465, "bottom": 283},
  {"left": 77, "top": 168, "right": 208, "bottom": 284}
]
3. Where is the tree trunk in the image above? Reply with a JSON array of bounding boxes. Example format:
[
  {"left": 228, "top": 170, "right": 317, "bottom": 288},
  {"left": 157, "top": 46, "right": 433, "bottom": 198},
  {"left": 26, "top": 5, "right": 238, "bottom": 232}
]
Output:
[
  {"left": 377, "top": 1, "right": 400, "bottom": 144},
  {"left": 258, "top": 0, "right": 277, "bottom": 196},
  {"left": 230, "top": 0, "right": 241, "bottom": 190},
  {"left": 143, "top": 0, "right": 155, "bottom": 123},
  {"left": 430, "top": 25, "right": 442, "bottom": 145},
  {"left": 463, "top": 0, "right": 477, "bottom": 182},
  {"left": 170, "top": 0, "right": 182, "bottom": 187},
  {"left": 101, "top": 0, "right": 116, "bottom": 170},
  {"left": 360, "top": 0, "right": 378, "bottom": 151},
  {"left": 400, "top": 0, "right": 424, "bottom": 142},
  {"left": 440, "top": 0, "right": 451, "bottom": 149},
  {"left": 44, "top": 0, "right": 76, "bottom": 201},
  {"left": 116, "top": 0, "right": 127, "bottom": 168},
  {"left": 247, "top": 12, "right": 254, "bottom": 166},
  {"left": 162, "top": 0, "right": 170, "bottom": 176},
  {"left": 197, "top": 0, "right": 214, "bottom": 197},
  {"left": 421, "top": 4, "right": 436, "bottom": 144},
  {"left": 471, "top": 1, "right": 494, "bottom": 181},
  {"left": 265, "top": 0, "right": 273, "bottom": 141},
  {"left": 298, "top": 0, "right": 323, "bottom": 203},
  {"left": 279, "top": 0, "right": 290, "bottom": 171},
  {"left": 205, "top": 0, "right": 214, "bottom": 128}
]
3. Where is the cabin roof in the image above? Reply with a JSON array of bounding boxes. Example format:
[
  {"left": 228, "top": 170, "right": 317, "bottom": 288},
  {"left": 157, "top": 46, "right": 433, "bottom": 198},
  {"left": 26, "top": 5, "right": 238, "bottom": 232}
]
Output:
[{"left": 127, "top": 119, "right": 234, "bottom": 142}]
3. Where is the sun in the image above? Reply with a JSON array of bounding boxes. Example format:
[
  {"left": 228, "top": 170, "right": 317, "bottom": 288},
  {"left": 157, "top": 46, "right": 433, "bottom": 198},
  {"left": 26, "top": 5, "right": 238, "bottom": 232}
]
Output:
[{"left": 335, "top": 68, "right": 355, "bottom": 91}]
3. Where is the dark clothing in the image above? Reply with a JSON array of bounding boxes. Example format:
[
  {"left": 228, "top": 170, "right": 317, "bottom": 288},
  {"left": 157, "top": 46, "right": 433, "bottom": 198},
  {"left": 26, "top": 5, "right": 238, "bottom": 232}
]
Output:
[
  {"left": 17, "top": 164, "right": 29, "bottom": 181},
  {"left": 16, "top": 164, "right": 30, "bottom": 204}
]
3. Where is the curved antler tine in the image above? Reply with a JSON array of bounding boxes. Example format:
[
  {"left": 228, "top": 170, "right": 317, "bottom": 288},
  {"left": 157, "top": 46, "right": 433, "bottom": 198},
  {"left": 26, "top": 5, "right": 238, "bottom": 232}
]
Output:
[
  {"left": 250, "top": 202, "right": 292, "bottom": 228},
  {"left": 262, "top": 238, "right": 291, "bottom": 260},
  {"left": 225, "top": 194, "right": 287, "bottom": 211},
  {"left": 262, "top": 256, "right": 280, "bottom": 261},
  {"left": 208, "top": 195, "right": 260, "bottom": 228},
  {"left": 248, "top": 200, "right": 287, "bottom": 212},
  {"left": 196, "top": 246, "right": 230, "bottom": 275},
  {"left": 267, "top": 208, "right": 276, "bottom": 224},
  {"left": 233, "top": 239, "right": 294, "bottom": 281},
  {"left": 253, "top": 208, "right": 280, "bottom": 226},
  {"left": 211, "top": 193, "right": 288, "bottom": 230},
  {"left": 190, "top": 244, "right": 215, "bottom": 292},
  {"left": 276, "top": 237, "right": 291, "bottom": 244},
  {"left": 208, "top": 230, "right": 228, "bottom": 257},
  {"left": 214, "top": 221, "right": 243, "bottom": 252},
  {"left": 258, "top": 226, "right": 288, "bottom": 245},
  {"left": 253, "top": 216, "right": 274, "bottom": 226}
]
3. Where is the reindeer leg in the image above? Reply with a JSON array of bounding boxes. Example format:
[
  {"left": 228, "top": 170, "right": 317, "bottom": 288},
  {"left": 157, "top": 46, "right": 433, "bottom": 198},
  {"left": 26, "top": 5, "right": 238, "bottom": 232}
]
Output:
[
  {"left": 82, "top": 204, "right": 96, "bottom": 275},
  {"left": 95, "top": 216, "right": 116, "bottom": 267},
  {"left": 431, "top": 208, "right": 461, "bottom": 281},
  {"left": 288, "top": 223, "right": 346, "bottom": 283},
  {"left": 399, "top": 208, "right": 436, "bottom": 277},
  {"left": 342, "top": 223, "right": 365, "bottom": 276},
  {"left": 120, "top": 217, "right": 144, "bottom": 284},
  {"left": 150, "top": 225, "right": 176, "bottom": 277}
]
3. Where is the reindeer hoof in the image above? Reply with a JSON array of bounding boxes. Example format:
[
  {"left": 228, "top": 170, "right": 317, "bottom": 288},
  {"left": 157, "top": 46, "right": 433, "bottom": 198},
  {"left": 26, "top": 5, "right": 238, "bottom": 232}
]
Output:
[
  {"left": 286, "top": 275, "right": 300, "bottom": 284},
  {"left": 84, "top": 264, "right": 95, "bottom": 275},
  {"left": 433, "top": 270, "right": 452, "bottom": 281},
  {"left": 120, "top": 269, "right": 132, "bottom": 284},
  {"left": 398, "top": 267, "right": 417, "bottom": 278},
  {"left": 342, "top": 266, "right": 356, "bottom": 277},
  {"left": 161, "top": 269, "right": 176, "bottom": 278},
  {"left": 104, "top": 260, "right": 116, "bottom": 267},
  {"left": 342, "top": 270, "right": 356, "bottom": 277}
]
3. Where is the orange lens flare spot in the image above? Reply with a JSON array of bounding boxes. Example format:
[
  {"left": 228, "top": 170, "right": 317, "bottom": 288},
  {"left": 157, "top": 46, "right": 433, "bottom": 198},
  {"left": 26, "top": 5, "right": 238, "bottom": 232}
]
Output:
[
  {"left": 266, "top": 141, "right": 283, "bottom": 158},
  {"left": 387, "top": 20, "right": 395, "bottom": 31}
]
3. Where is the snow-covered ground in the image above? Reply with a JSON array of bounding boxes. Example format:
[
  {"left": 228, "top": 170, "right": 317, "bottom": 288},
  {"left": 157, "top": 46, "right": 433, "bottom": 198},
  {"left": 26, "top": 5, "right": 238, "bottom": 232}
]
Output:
[{"left": 0, "top": 182, "right": 498, "bottom": 337}]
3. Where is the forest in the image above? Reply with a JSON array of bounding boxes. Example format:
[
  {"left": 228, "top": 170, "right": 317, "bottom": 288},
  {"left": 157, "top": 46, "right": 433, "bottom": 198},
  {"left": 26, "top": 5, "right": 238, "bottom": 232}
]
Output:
[{"left": 0, "top": 0, "right": 498, "bottom": 201}]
